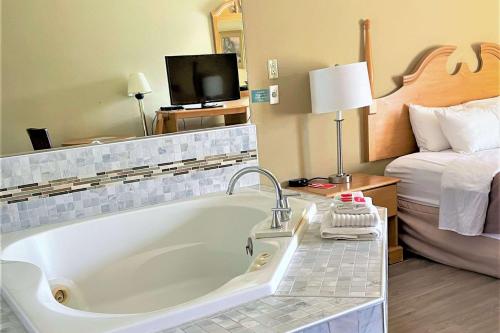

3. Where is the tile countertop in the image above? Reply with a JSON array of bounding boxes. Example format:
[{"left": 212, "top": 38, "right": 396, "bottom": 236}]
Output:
[{"left": 0, "top": 186, "right": 387, "bottom": 333}]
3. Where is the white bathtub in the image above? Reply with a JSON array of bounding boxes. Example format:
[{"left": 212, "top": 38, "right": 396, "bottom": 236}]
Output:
[{"left": 1, "top": 190, "right": 316, "bottom": 333}]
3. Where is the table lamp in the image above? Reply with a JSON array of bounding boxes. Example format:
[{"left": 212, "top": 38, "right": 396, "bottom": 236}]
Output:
[
  {"left": 309, "top": 62, "right": 372, "bottom": 183},
  {"left": 128, "top": 72, "right": 152, "bottom": 136}
]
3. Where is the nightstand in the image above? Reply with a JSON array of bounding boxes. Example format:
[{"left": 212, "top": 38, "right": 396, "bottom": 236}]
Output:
[{"left": 291, "top": 173, "right": 403, "bottom": 264}]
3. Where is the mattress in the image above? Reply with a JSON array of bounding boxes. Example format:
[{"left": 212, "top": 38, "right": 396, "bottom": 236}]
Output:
[{"left": 384, "top": 150, "right": 461, "bottom": 207}]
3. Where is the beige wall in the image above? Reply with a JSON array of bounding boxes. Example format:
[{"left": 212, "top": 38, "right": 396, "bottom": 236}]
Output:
[
  {"left": 242, "top": 0, "right": 499, "bottom": 181},
  {"left": 1, "top": 0, "right": 225, "bottom": 155}
]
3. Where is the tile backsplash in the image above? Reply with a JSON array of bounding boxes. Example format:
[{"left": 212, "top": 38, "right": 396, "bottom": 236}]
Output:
[{"left": 0, "top": 125, "right": 259, "bottom": 233}]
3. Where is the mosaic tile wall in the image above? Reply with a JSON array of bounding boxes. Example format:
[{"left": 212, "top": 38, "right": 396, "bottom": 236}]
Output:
[
  {"left": 161, "top": 297, "right": 382, "bottom": 333},
  {"left": 0, "top": 125, "right": 259, "bottom": 233}
]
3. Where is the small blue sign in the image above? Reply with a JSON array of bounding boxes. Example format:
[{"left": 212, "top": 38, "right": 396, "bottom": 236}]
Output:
[{"left": 251, "top": 89, "right": 270, "bottom": 103}]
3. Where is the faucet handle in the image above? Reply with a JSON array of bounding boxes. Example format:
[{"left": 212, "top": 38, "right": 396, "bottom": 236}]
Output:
[
  {"left": 281, "top": 192, "right": 301, "bottom": 209},
  {"left": 271, "top": 207, "right": 290, "bottom": 229},
  {"left": 271, "top": 207, "right": 292, "bottom": 213},
  {"left": 272, "top": 206, "right": 292, "bottom": 225},
  {"left": 283, "top": 193, "right": 301, "bottom": 199}
]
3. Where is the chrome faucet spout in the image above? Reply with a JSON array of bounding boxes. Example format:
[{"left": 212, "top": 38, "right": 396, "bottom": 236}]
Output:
[
  {"left": 226, "top": 167, "right": 283, "bottom": 202},
  {"left": 226, "top": 167, "right": 291, "bottom": 228}
]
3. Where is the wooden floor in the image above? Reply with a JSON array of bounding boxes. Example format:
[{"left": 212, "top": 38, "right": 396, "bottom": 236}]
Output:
[{"left": 388, "top": 257, "right": 500, "bottom": 333}]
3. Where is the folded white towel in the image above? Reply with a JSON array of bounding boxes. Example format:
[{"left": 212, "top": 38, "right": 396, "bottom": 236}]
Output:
[
  {"left": 320, "top": 211, "right": 381, "bottom": 240},
  {"left": 329, "top": 208, "right": 380, "bottom": 227}
]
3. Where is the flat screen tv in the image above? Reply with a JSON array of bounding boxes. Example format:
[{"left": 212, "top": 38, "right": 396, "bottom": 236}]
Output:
[{"left": 165, "top": 53, "right": 240, "bottom": 107}]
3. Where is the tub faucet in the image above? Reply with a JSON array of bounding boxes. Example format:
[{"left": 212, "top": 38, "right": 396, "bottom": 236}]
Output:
[{"left": 226, "top": 166, "right": 292, "bottom": 229}]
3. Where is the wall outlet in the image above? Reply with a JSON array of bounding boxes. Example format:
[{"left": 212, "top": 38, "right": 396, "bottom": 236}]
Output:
[
  {"left": 268, "top": 59, "right": 279, "bottom": 79},
  {"left": 269, "top": 85, "right": 279, "bottom": 104}
]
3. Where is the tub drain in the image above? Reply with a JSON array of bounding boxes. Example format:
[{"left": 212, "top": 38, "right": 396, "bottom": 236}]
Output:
[{"left": 52, "top": 286, "right": 68, "bottom": 304}]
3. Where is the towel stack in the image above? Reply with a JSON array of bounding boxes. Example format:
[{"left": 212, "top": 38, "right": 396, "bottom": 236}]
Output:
[{"left": 320, "top": 192, "right": 381, "bottom": 240}]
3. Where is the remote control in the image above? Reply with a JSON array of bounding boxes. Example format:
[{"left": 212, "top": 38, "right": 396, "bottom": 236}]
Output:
[{"left": 160, "top": 106, "right": 184, "bottom": 111}]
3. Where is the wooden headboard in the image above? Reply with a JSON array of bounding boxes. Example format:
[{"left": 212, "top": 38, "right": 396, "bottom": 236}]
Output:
[{"left": 363, "top": 20, "right": 500, "bottom": 162}]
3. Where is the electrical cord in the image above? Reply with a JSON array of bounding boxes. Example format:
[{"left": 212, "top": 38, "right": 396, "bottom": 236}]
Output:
[
  {"left": 151, "top": 114, "right": 158, "bottom": 135},
  {"left": 246, "top": 107, "right": 252, "bottom": 123},
  {"left": 288, "top": 176, "right": 329, "bottom": 187},
  {"left": 307, "top": 177, "right": 328, "bottom": 183}
]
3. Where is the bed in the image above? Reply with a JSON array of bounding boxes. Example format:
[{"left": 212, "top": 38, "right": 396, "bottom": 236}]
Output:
[{"left": 362, "top": 20, "right": 500, "bottom": 277}]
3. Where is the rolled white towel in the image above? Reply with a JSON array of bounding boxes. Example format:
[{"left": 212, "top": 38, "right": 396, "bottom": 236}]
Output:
[
  {"left": 330, "top": 206, "right": 380, "bottom": 227},
  {"left": 320, "top": 211, "right": 381, "bottom": 240}
]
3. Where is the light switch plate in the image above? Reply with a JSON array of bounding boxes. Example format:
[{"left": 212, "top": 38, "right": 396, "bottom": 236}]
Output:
[
  {"left": 268, "top": 59, "right": 279, "bottom": 79},
  {"left": 269, "top": 85, "right": 279, "bottom": 104}
]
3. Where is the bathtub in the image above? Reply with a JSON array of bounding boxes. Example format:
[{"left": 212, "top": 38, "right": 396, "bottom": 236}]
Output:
[{"left": 1, "top": 190, "right": 316, "bottom": 333}]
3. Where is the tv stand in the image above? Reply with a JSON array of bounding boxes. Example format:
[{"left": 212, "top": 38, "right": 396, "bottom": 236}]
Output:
[
  {"left": 184, "top": 103, "right": 223, "bottom": 110},
  {"left": 155, "top": 96, "right": 249, "bottom": 134}
]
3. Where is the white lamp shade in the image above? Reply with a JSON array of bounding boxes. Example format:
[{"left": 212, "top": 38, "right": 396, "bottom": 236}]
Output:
[
  {"left": 309, "top": 62, "right": 372, "bottom": 114},
  {"left": 128, "top": 72, "right": 152, "bottom": 96}
]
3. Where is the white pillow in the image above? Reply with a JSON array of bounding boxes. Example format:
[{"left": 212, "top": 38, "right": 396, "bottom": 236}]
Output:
[
  {"left": 435, "top": 108, "right": 500, "bottom": 153},
  {"left": 463, "top": 96, "right": 499, "bottom": 111},
  {"left": 408, "top": 104, "right": 462, "bottom": 151}
]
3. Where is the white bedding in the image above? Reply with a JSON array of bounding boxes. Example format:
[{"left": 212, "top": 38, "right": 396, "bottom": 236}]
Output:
[
  {"left": 439, "top": 148, "right": 500, "bottom": 236},
  {"left": 385, "top": 149, "right": 500, "bottom": 237},
  {"left": 384, "top": 150, "right": 461, "bottom": 207}
]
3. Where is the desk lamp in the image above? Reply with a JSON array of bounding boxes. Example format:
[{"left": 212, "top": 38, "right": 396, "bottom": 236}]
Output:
[
  {"left": 309, "top": 62, "right": 372, "bottom": 183},
  {"left": 128, "top": 73, "right": 152, "bottom": 136}
]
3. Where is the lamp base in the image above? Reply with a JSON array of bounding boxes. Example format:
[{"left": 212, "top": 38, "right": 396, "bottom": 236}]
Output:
[{"left": 328, "top": 173, "right": 352, "bottom": 184}]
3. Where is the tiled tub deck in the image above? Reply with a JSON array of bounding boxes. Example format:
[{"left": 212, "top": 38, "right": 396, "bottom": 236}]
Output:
[{"left": 0, "top": 188, "right": 387, "bottom": 333}]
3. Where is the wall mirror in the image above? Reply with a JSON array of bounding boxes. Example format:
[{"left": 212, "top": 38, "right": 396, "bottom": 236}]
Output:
[
  {"left": 212, "top": 0, "right": 245, "bottom": 71},
  {"left": 1, "top": 0, "right": 249, "bottom": 157}
]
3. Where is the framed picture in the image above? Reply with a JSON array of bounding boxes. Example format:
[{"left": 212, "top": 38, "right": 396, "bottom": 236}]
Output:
[{"left": 219, "top": 30, "right": 245, "bottom": 69}]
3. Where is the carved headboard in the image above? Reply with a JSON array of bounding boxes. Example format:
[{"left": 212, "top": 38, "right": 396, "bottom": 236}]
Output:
[{"left": 363, "top": 20, "right": 500, "bottom": 161}]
